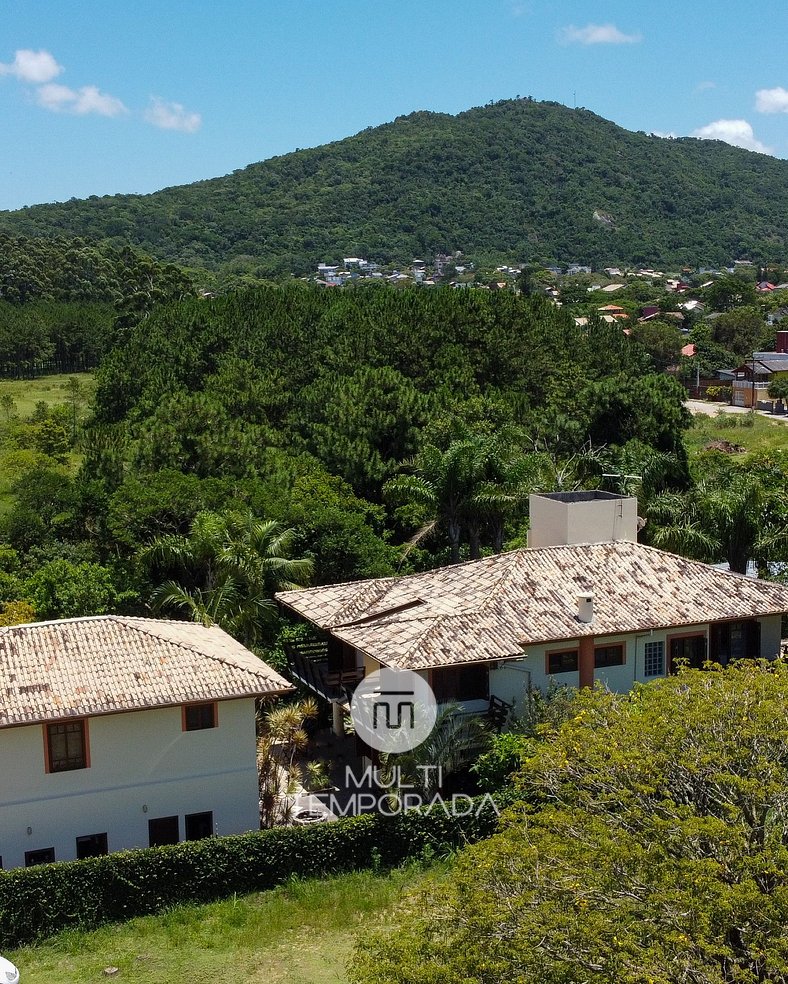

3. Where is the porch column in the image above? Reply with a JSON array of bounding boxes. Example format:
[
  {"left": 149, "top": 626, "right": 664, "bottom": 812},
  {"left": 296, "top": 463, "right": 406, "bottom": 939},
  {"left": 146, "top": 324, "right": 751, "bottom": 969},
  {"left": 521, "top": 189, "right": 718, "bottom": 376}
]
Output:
[
  {"left": 331, "top": 700, "right": 345, "bottom": 737},
  {"left": 579, "top": 636, "right": 595, "bottom": 689}
]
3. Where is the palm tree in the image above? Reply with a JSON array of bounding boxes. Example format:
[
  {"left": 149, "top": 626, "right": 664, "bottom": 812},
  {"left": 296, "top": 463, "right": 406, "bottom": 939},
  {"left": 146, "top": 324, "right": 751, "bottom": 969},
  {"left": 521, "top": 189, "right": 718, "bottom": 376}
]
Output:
[
  {"left": 142, "top": 509, "right": 313, "bottom": 644},
  {"left": 386, "top": 437, "right": 539, "bottom": 562},
  {"left": 257, "top": 697, "right": 319, "bottom": 828},
  {"left": 647, "top": 473, "right": 788, "bottom": 575},
  {"left": 385, "top": 441, "right": 489, "bottom": 563},
  {"left": 379, "top": 703, "right": 489, "bottom": 801}
]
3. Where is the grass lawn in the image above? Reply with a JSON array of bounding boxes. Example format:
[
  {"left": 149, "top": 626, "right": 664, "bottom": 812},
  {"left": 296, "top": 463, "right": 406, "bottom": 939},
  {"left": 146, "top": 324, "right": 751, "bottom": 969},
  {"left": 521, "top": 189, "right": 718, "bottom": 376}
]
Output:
[
  {"left": 0, "top": 373, "right": 94, "bottom": 516},
  {"left": 7, "top": 864, "right": 438, "bottom": 984},
  {"left": 0, "top": 372, "right": 95, "bottom": 418},
  {"left": 685, "top": 409, "right": 788, "bottom": 458}
]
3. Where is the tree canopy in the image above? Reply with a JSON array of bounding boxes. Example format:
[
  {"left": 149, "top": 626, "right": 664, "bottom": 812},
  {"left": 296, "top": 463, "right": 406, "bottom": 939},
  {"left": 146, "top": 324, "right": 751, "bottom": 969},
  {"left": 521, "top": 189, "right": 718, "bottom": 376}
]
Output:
[{"left": 351, "top": 662, "right": 788, "bottom": 984}]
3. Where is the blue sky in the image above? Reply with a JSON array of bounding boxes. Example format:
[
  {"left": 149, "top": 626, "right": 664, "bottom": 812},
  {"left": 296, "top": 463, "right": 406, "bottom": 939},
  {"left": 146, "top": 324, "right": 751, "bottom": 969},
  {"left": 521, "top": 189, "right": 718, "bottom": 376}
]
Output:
[{"left": 1, "top": 0, "right": 787, "bottom": 211}]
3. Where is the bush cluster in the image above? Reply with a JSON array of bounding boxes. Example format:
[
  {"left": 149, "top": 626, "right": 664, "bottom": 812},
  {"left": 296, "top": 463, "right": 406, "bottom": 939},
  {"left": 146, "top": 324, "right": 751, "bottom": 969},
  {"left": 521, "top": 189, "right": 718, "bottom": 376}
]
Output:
[{"left": 0, "top": 801, "right": 499, "bottom": 947}]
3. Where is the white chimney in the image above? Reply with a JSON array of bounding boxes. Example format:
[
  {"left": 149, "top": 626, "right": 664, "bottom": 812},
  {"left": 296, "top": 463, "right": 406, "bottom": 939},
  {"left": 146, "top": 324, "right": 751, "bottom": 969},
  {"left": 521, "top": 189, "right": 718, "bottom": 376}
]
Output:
[{"left": 577, "top": 592, "right": 594, "bottom": 623}]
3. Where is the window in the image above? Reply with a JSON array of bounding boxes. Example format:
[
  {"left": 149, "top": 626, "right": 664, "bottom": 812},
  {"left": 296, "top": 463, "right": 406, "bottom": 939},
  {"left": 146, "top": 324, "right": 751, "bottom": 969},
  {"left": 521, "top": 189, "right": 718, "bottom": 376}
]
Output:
[
  {"left": 643, "top": 641, "right": 665, "bottom": 677},
  {"left": 183, "top": 702, "right": 217, "bottom": 731},
  {"left": 547, "top": 650, "right": 579, "bottom": 674},
  {"left": 185, "top": 811, "right": 214, "bottom": 841},
  {"left": 594, "top": 644, "right": 625, "bottom": 669},
  {"left": 710, "top": 621, "right": 759, "bottom": 665},
  {"left": 76, "top": 833, "right": 108, "bottom": 859},
  {"left": 148, "top": 816, "right": 179, "bottom": 847},
  {"left": 669, "top": 634, "right": 707, "bottom": 671},
  {"left": 431, "top": 665, "right": 489, "bottom": 702},
  {"left": 25, "top": 848, "right": 55, "bottom": 866},
  {"left": 46, "top": 719, "right": 88, "bottom": 772}
]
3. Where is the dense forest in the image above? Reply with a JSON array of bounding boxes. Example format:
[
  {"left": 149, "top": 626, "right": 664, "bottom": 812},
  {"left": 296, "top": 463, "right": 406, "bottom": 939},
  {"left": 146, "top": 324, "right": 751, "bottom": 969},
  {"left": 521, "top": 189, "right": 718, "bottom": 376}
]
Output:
[
  {"left": 0, "top": 281, "right": 702, "bottom": 635},
  {"left": 2, "top": 99, "right": 788, "bottom": 276},
  {"left": 0, "top": 233, "right": 193, "bottom": 373},
  {"left": 0, "top": 265, "right": 785, "bottom": 637}
]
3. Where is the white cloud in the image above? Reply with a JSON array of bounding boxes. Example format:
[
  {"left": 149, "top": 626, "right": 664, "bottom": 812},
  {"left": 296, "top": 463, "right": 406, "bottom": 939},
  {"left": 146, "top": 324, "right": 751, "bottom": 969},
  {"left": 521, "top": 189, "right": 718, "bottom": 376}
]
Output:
[
  {"left": 755, "top": 86, "right": 788, "bottom": 114},
  {"left": 558, "top": 23, "right": 642, "bottom": 45},
  {"left": 144, "top": 96, "right": 201, "bottom": 133},
  {"left": 0, "top": 48, "right": 62, "bottom": 83},
  {"left": 36, "top": 82, "right": 127, "bottom": 117},
  {"left": 692, "top": 119, "right": 772, "bottom": 155},
  {"left": 694, "top": 80, "right": 716, "bottom": 93},
  {"left": 651, "top": 130, "right": 678, "bottom": 139}
]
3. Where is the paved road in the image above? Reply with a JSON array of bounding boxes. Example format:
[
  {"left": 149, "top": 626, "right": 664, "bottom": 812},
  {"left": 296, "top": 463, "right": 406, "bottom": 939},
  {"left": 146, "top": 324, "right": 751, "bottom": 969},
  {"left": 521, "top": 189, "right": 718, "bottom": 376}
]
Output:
[{"left": 685, "top": 399, "right": 788, "bottom": 423}]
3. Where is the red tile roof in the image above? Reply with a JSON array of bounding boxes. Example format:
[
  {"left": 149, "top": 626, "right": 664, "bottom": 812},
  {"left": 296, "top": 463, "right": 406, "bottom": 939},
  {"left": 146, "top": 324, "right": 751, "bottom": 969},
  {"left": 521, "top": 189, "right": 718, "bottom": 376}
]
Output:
[
  {"left": 0, "top": 616, "right": 292, "bottom": 727},
  {"left": 277, "top": 542, "right": 788, "bottom": 670}
]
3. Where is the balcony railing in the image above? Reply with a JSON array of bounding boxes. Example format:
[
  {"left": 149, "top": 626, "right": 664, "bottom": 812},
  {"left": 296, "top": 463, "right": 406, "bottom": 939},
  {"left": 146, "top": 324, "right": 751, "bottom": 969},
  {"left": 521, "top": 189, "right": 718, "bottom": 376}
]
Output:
[{"left": 284, "top": 638, "right": 364, "bottom": 704}]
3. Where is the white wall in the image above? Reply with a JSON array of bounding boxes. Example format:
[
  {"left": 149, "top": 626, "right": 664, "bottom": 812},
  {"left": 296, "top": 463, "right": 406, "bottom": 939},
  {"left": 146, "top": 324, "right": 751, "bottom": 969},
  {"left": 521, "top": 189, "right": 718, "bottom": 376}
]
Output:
[
  {"left": 760, "top": 615, "right": 783, "bottom": 659},
  {"left": 0, "top": 697, "right": 259, "bottom": 870},
  {"left": 488, "top": 616, "right": 782, "bottom": 705}
]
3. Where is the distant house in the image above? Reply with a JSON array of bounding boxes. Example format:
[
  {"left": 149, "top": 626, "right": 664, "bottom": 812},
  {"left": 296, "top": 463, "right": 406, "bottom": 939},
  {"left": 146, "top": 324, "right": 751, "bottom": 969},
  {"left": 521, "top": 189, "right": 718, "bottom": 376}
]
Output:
[
  {"left": 597, "top": 304, "right": 628, "bottom": 320},
  {"left": 731, "top": 353, "right": 788, "bottom": 407},
  {"left": 0, "top": 616, "right": 291, "bottom": 869},
  {"left": 277, "top": 493, "right": 788, "bottom": 740},
  {"left": 599, "top": 283, "right": 625, "bottom": 293}
]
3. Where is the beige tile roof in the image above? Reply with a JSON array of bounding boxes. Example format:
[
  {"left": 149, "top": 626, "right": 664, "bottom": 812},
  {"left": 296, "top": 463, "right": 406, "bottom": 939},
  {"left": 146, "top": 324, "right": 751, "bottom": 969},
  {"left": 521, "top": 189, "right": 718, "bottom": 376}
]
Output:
[
  {"left": 277, "top": 542, "right": 788, "bottom": 671},
  {"left": 0, "top": 615, "right": 293, "bottom": 728}
]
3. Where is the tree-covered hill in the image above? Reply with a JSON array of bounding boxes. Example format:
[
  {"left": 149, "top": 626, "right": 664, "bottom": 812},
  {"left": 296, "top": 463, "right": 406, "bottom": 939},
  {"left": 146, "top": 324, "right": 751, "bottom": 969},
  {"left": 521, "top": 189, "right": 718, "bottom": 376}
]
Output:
[{"left": 1, "top": 99, "right": 787, "bottom": 276}]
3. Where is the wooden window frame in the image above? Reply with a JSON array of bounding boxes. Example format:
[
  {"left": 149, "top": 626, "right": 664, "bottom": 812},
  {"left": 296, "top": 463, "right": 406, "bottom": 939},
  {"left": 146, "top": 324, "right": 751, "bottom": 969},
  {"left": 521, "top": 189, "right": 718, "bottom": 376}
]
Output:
[
  {"left": 181, "top": 701, "right": 218, "bottom": 732},
  {"left": 593, "top": 643, "right": 625, "bottom": 669},
  {"left": 148, "top": 815, "right": 180, "bottom": 847},
  {"left": 44, "top": 718, "right": 90, "bottom": 773},
  {"left": 185, "top": 811, "right": 214, "bottom": 841},
  {"left": 546, "top": 648, "right": 579, "bottom": 675},
  {"left": 666, "top": 630, "right": 708, "bottom": 672},
  {"left": 430, "top": 664, "right": 490, "bottom": 702}
]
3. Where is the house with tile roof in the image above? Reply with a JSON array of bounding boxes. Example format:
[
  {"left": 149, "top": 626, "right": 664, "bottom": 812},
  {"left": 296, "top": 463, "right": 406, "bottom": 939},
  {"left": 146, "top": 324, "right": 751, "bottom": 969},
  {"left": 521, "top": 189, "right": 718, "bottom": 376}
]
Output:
[
  {"left": 277, "top": 493, "right": 788, "bottom": 736},
  {"left": 731, "top": 354, "right": 788, "bottom": 407},
  {"left": 0, "top": 616, "right": 292, "bottom": 869}
]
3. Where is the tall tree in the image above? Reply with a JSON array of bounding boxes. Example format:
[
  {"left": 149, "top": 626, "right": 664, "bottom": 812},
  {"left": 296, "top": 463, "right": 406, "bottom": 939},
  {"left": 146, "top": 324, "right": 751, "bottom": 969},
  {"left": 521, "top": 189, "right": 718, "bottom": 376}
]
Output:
[
  {"left": 646, "top": 471, "right": 788, "bottom": 574},
  {"left": 351, "top": 663, "right": 788, "bottom": 984},
  {"left": 143, "top": 509, "right": 313, "bottom": 645}
]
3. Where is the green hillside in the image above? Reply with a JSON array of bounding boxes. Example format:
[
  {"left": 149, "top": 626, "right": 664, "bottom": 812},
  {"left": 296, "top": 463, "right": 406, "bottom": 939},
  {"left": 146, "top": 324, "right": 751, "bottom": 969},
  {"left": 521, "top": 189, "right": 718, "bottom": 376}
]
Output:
[{"left": 2, "top": 98, "right": 787, "bottom": 275}]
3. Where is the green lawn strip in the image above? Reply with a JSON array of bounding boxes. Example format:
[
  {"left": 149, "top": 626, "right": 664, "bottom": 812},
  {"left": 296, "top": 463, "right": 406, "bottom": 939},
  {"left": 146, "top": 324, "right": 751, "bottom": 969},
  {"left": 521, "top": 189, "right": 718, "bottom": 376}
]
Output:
[
  {"left": 685, "top": 410, "right": 788, "bottom": 457},
  {"left": 8, "top": 864, "right": 440, "bottom": 984},
  {"left": 0, "top": 373, "right": 93, "bottom": 514},
  {"left": 0, "top": 373, "right": 95, "bottom": 417}
]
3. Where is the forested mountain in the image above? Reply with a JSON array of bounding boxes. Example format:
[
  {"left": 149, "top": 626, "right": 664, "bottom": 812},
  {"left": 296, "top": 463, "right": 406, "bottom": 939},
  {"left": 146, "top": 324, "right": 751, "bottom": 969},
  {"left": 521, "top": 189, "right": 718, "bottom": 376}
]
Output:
[{"left": 2, "top": 99, "right": 788, "bottom": 276}]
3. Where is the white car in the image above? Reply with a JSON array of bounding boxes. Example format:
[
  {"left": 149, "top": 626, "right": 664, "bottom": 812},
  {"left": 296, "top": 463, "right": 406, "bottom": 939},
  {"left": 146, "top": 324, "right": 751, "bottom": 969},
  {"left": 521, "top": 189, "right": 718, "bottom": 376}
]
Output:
[{"left": 0, "top": 955, "right": 19, "bottom": 983}]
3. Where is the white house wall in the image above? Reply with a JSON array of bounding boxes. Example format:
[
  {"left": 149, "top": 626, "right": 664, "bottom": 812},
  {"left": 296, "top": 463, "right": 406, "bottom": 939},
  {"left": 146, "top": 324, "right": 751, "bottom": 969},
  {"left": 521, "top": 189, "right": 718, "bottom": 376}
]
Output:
[
  {"left": 488, "top": 616, "right": 783, "bottom": 707},
  {"left": 0, "top": 697, "right": 259, "bottom": 870},
  {"left": 760, "top": 615, "right": 783, "bottom": 659}
]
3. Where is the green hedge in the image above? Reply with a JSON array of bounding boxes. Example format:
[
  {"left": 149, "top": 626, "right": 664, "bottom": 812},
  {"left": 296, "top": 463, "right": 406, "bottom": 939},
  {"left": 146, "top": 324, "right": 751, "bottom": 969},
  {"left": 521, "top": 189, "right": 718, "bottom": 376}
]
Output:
[{"left": 0, "top": 800, "right": 499, "bottom": 947}]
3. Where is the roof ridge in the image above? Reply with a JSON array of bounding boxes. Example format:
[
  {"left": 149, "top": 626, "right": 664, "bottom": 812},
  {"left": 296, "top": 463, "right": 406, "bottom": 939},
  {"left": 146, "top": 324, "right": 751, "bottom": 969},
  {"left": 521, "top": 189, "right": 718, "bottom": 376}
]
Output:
[{"left": 0, "top": 613, "right": 119, "bottom": 632}]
